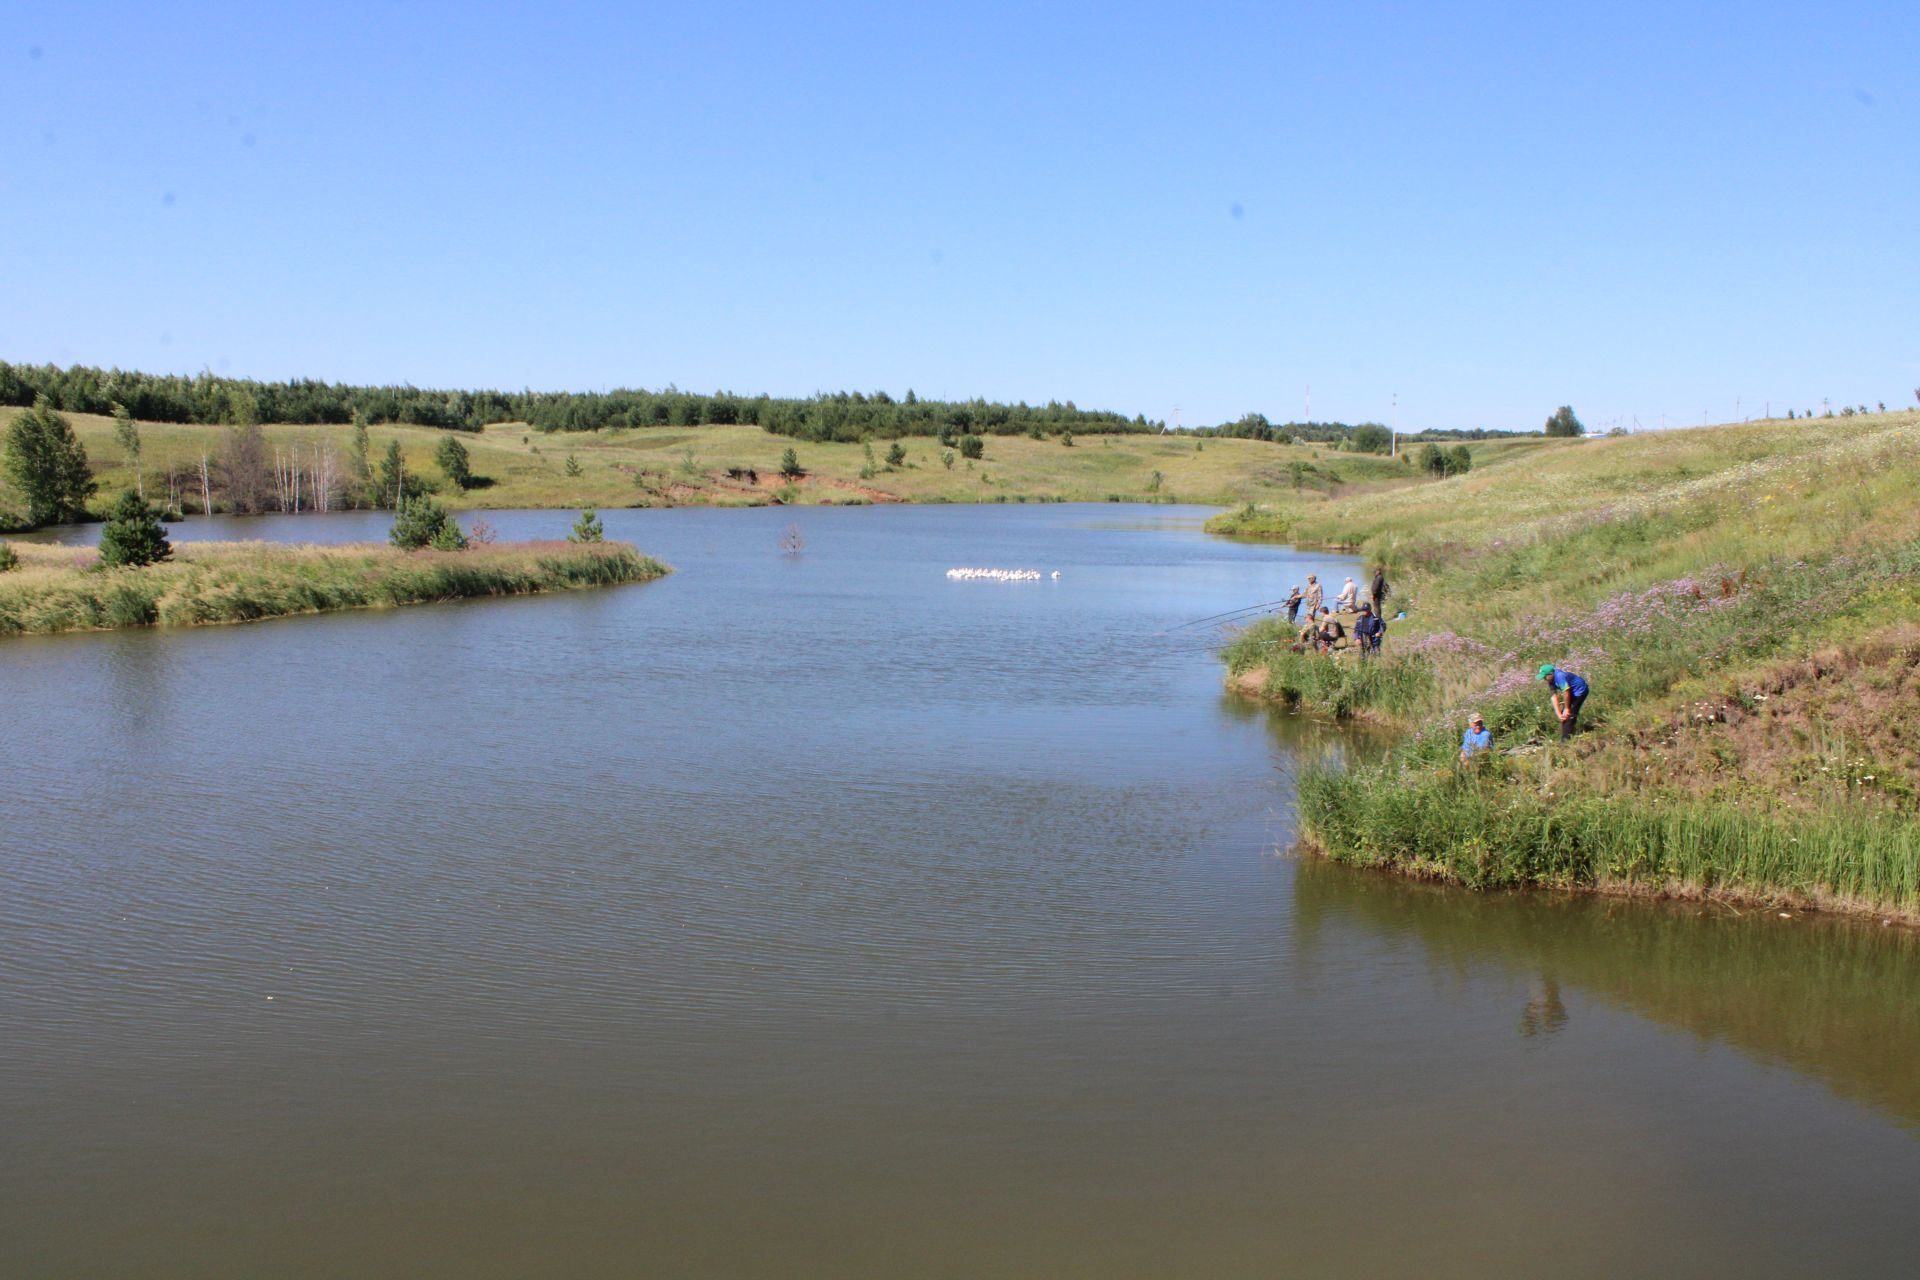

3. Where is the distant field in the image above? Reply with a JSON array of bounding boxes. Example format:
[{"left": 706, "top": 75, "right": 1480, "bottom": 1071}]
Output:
[{"left": 2, "top": 407, "right": 1551, "bottom": 519}]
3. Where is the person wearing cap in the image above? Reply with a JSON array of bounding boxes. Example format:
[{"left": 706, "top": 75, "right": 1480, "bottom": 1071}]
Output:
[
  {"left": 1335, "top": 575, "right": 1358, "bottom": 612},
  {"left": 1370, "top": 564, "right": 1389, "bottom": 613},
  {"left": 1283, "top": 584, "right": 1304, "bottom": 625},
  {"left": 1539, "top": 664, "right": 1589, "bottom": 739},
  {"left": 1302, "top": 574, "right": 1323, "bottom": 620},
  {"left": 1460, "top": 713, "right": 1492, "bottom": 761},
  {"left": 1353, "top": 603, "right": 1384, "bottom": 654}
]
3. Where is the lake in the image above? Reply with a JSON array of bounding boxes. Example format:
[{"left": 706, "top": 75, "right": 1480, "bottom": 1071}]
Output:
[{"left": 4, "top": 503, "right": 1917, "bottom": 1277}]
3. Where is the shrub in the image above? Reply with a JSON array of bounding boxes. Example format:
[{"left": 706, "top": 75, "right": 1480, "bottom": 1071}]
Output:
[
  {"left": 941, "top": 448, "right": 955, "bottom": 470},
  {"left": 1062, "top": 431, "right": 1074, "bottom": 447},
  {"left": 564, "top": 453, "right": 583, "bottom": 477},
  {"left": 0, "top": 541, "right": 16, "bottom": 572},
  {"left": 959, "top": 434, "right": 985, "bottom": 460},
  {"left": 96, "top": 490, "right": 172, "bottom": 568},
  {"left": 389, "top": 496, "right": 466, "bottom": 550},
  {"left": 780, "top": 447, "right": 805, "bottom": 479},
  {"left": 884, "top": 441, "right": 907, "bottom": 468},
  {"left": 568, "top": 509, "right": 604, "bottom": 543}
]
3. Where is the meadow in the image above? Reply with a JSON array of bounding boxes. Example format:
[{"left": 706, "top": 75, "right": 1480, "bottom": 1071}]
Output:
[
  {"left": 2, "top": 407, "right": 1460, "bottom": 522},
  {"left": 1217, "top": 409, "right": 1920, "bottom": 918},
  {"left": 0, "top": 539, "right": 668, "bottom": 636}
]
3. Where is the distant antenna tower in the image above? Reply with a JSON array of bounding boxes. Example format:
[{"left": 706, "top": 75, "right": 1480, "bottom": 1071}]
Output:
[
  {"left": 1305, "top": 384, "right": 1311, "bottom": 423},
  {"left": 1391, "top": 392, "right": 1398, "bottom": 457},
  {"left": 1170, "top": 404, "right": 1179, "bottom": 434}
]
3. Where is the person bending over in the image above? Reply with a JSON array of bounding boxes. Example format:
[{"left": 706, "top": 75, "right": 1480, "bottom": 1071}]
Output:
[{"left": 1538, "top": 664, "right": 1589, "bottom": 739}]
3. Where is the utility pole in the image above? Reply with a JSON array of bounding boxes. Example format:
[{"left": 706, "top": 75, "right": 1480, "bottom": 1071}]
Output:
[
  {"left": 1391, "top": 393, "right": 1398, "bottom": 457},
  {"left": 1305, "top": 384, "right": 1311, "bottom": 423}
]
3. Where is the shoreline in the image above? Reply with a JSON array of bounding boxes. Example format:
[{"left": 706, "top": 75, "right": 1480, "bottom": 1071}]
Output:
[{"left": 0, "top": 539, "right": 669, "bottom": 637}]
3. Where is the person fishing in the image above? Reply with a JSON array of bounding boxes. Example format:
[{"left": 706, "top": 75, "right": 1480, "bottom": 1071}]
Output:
[
  {"left": 1370, "top": 564, "right": 1388, "bottom": 613},
  {"left": 1335, "top": 575, "right": 1358, "bottom": 612},
  {"left": 1460, "top": 713, "right": 1491, "bottom": 761},
  {"left": 1302, "top": 574, "right": 1323, "bottom": 620},
  {"left": 1539, "top": 664, "right": 1589, "bottom": 739},
  {"left": 1283, "top": 584, "right": 1304, "bottom": 625}
]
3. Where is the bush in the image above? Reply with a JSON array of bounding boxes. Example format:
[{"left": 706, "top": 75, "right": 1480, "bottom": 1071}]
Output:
[
  {"left": 1062, "top": 431, "right": 1074, "bottom": 447},
  {"left": 780, "top": 447, "right": 805, "bottom": 479},
  {"left": 564, "top": 453, "right": 583, "bottom": 477},
  {"left": 884, "top": 441, "right": 907, "bottom": 468},
  {"left": 568, "top": 509, "right": 604, "bottom": 543},
  {"left": 959, "top": 434, "right": 985, "bottom": 460},
  {"left": 0, "top": 541, "right": 16, "bottom": 572},
  {"left": 389, "top": 496, "right": 466, "bottom": 550},
  {"left": 97, "top": 490, "right": 172, "bottom": 568},
  {"left": 1544, "top": 405, "right": 1583, "bottom": 437}
]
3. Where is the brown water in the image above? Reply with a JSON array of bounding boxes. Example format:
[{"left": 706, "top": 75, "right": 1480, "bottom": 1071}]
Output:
[{"left": 4, "top": 505, "right": 1917, "bottom": 1277}]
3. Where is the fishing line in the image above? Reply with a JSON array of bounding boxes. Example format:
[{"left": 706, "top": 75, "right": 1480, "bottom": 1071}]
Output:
[{"left": 1161, "top": 598, "right": 1295, "bottom": 632}]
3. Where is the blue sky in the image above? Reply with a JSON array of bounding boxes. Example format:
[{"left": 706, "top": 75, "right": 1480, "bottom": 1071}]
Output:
[{"left": 3, "top": 1, "right": 1914, "bottom": 430}]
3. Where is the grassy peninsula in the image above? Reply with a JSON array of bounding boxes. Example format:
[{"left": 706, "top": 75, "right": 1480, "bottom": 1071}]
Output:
[
  {"left": 0, "top": 539, "right": 667, "bottom": 636},
  {"left": 1217, "top": 410, "right": 1920, "bottom": 919}
]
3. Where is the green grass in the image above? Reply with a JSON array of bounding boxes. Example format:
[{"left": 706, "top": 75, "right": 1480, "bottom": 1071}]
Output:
[
  {"left": 1, "top": 407, "right": 1472, "bottom": 516},
  {"left": 0, "top": 539, "right": 669, "bottom": 635},
  {"left": 1213, "top": 410, "right": 1920, "bottom": 918}
]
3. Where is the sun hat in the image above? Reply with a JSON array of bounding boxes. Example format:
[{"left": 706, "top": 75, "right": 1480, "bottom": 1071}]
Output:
[
  {"left": 1470, "top": 712, "right": 1484, "bottom": 723},
  {"left": 1537, "top": 663, "right": 1555, "bottom": 680}
]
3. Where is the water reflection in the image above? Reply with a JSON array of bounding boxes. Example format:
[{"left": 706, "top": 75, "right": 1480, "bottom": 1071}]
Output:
[{"left": 1292, "top": 857, "right": 1920, "bottom": 1127}]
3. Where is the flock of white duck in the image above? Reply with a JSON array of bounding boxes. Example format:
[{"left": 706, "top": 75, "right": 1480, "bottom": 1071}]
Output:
[{"left": 945, "top": 567, "right": 1060, "bottom": 582}]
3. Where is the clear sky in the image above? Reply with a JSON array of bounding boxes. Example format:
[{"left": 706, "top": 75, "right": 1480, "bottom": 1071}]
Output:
[{"left": 3, "top": 1, "right": 1914, "bottom": 430}]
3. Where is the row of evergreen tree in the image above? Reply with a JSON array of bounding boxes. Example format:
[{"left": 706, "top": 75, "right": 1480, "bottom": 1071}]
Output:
[
  {"left": 1194, "top": 411, "right": 1530, "bottom": 452},
  {"left": 0, "top": 361, "right": 1155, "bottom": 441}
]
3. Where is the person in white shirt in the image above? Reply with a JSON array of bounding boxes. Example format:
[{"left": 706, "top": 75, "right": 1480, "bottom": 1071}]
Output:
[{"left": 1335, "top": 576, "right": 1358, "bottom": 611}]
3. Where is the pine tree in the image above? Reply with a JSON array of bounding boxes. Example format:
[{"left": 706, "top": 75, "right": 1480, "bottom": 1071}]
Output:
[
  {"left": 780, "top": 447, "right": 804, "bottom": 479},
  {"left": 389, "top": 495, "right": 465, "bottom": 549},
  {"left": 568, "top": 508, "right": 604, "bottom": 543},
  {"left": 97, "top": 489, "right": 173, "bottom": 567},
  {"left": 434, "top": 434, "right": 472, "bottom": 489},
  {"left": 378, "top": 440, "right": 405, "bottom": 509},
  {"left": 2, "top": 396, "right": 97, "bottom": 527}
]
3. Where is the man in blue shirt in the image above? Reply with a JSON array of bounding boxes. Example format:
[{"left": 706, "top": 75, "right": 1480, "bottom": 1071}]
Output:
[
  {"left": 1460, "top": 713, "right": 1491, "bottom": 761},
  {"left": 1353, "top": 604, "right": 1385, "bottom": 654},
  {"left": 1538, "top": 664, "right": 1589, "bottom": 739}
]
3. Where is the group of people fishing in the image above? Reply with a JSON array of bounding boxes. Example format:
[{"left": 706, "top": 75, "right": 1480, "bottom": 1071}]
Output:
[
  {"left": 1280, "top": 568, "right": 1393, "bottom": 656},
  {"left": 1274, "top": 564, "right": 1592, "bottom": 756}
]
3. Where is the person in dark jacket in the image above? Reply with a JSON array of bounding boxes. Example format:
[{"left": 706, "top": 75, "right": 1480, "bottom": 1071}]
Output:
[
  {"left": 1370, "top": 565, "right": 1389, "bottom": 613},
  {"left": 1283, "top": 585, "right": 1304, "bottom": 625},
  {"left": 1353, "top": 605, "right": 1385, "bottom": 654}
]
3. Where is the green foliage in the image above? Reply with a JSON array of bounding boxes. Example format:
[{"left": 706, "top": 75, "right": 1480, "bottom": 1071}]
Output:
[
  {"left": 96, "top": 490, "right": 173, "bottom": 568},
  {"left": 959, "top": 434, "right": 985, "bottom": 460},
  {"left": 2, "top": 396, "right": 97, "bottom": 527},
  {"left": 1544, "top": 405, "right": 1584, "bottom": 437},
  {"left": 884, "top": 440, "right": 907, "bottom": 468},
  {"left": 1062, "top": 431, "right": 1074, "bottom": 447},
  {"left": 112, "top": 402, "right": 141, "bottom": 462},
  {"left": 564, "top": 453, "right": 583, "bottom": 477},
  {"left": 377, "top": 440, "right": 405, "bottom": 509},
  {"left": 1349, "top": 424, "right": 1392, "bottom": 454},
  {"left": 0, "top": 359, "right": 1149, "bottom": 439},
  {"left": 388, "top": 495, "right": 466, "bottom": 550},
  {"left": 568, "top": 509, "right": 604, "bottom": 543},
  {"left": 434, "top": 433, "right": 472, "bottom": 489},
  {"left": 1448, "top": 444, "right": 1473, "bottom": 475},
  {"left": 779, "top": 447, "right": 804, "bottom": 479},
  {"left": 0, "top": 541, "right": 16, "bottom": 572},
  {"left": 941, "top": 448, "right": 955, "bottom": 470}
]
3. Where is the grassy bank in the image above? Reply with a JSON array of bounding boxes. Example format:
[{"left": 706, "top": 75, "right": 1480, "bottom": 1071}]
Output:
[
  {"left": 1217, "top": 410, "right": 1920, "bottom": 918},
  {"left": 1, "top": 407, "right": 1460, "bottom": 521},
  {"left": 0, "top": 539, "right": 668, "bottom": 636}
]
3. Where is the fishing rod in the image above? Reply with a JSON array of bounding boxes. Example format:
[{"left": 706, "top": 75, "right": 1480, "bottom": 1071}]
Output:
[{"left": 1162, "top": 598, "right": 1296, "bottom": 632}]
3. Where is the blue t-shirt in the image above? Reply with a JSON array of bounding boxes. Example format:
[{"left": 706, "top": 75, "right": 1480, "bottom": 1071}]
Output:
[
  {"left": 1552, "top": 670, "right": 1589, "bottom": 697},
  {"left": 1462, "top": 728, "right": 1491, "bottom": 754}
]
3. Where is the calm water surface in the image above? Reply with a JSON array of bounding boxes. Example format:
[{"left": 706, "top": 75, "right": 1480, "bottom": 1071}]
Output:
[{"left": 4, "top": 504, "right": 1918, "bottom": 1277}]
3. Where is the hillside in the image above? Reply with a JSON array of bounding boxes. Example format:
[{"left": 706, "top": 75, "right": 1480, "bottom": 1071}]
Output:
[
  {"left": 0, "top": 407, "right": 1463, "bottom": 524},
  {"left": 1216, "top": 410, "right": 1920, "bottom": 919}
]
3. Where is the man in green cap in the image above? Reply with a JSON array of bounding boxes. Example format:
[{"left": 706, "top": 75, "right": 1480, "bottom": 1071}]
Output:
[{"left": 1538, "top": 664, "right": 1589, "bottom": 739}]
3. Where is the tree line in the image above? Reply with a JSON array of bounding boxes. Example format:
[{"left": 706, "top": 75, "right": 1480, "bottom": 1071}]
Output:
[
  {"left": 1193, "top": 411, "right": 1534, "bottom": 453},
  {"left": 0, "top": 360, "right": 1155, "bottom": 441}
]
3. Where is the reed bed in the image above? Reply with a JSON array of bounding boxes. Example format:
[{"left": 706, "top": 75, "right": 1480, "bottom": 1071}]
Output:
[{"left": 0, "top": 539, "right": 668, "bottom": 636}]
